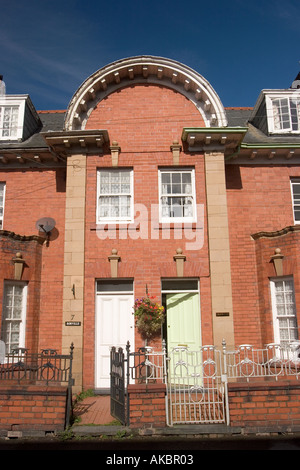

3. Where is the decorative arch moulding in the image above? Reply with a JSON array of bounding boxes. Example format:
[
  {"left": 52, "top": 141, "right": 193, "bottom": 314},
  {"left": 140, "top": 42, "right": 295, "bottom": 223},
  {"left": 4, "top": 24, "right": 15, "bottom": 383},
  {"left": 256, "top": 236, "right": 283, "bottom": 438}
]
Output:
[
  {"left": 64, "top": 56, "right": 228, "bottom": 132},
  {"left": 251, "top": 224, "right": 300, "bottom": 240},
  {"left": 0, "top": 229, "right": 45, "bottom": 244}
]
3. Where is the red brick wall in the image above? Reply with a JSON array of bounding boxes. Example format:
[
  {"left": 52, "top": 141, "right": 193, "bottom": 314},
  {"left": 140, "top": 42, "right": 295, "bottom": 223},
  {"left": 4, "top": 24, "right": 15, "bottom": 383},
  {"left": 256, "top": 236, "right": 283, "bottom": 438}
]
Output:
[
  {"left": 0, "top": 385, "right": 68, "bottom": 432},
  {"left": 83, "top": 84, "right": 211, "bottom": 388},
  {"left": 228, "top": 380, "right": 300, "bottom": 429},
  {"left": 254, "top": 229, "right": 300, "bottom": 345},
  {"left": 128, "top": 381, "right": 300, "bottom": 430},
  {"left": 0, "top": 233, "right": 43, "bottom": 352},
  {"left": 85, "top": 84, "right": 205, "bottom": 152},
  {"left": 226, "top": 164, "right": 300, "bottom": 346},
  {"left": 0, "top": 168, "right": 66, "bottom": 352},
  {"left": 127, "top": 383, "right": 167, "bottom": 428}
]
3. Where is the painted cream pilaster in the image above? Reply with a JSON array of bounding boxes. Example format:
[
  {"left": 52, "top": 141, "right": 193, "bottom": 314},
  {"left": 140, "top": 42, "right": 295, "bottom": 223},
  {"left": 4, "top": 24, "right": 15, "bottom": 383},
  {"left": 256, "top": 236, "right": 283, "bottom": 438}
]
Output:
[
  {"left": 62, "top": 153, "right": 86, "bottom": 392},
  {"left": 205, "top": 151, "right": 234, "bottom": 349}
]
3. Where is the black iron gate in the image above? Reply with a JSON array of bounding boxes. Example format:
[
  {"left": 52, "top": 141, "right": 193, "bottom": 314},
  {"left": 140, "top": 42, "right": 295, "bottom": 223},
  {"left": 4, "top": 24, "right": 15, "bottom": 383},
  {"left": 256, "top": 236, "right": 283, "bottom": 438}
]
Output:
[
  {"left": 110, "top": 342, "right": 167, "bottom": 426},
  {"left": 110, "top": 346, "right": 128, "bottom": 425}
]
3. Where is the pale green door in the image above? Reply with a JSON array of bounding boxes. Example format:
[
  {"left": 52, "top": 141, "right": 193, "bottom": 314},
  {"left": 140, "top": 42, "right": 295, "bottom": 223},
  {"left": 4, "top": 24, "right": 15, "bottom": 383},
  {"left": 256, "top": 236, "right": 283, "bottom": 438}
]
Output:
[{"left": 166, "top": 292, "right": 201, "bottom": 353}]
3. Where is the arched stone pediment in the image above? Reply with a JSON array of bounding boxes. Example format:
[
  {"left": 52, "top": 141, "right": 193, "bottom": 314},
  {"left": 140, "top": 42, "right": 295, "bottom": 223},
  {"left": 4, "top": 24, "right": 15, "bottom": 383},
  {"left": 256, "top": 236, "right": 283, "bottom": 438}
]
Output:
[{"left": 64, "top": 56, "right": 227, "bottom": 131}]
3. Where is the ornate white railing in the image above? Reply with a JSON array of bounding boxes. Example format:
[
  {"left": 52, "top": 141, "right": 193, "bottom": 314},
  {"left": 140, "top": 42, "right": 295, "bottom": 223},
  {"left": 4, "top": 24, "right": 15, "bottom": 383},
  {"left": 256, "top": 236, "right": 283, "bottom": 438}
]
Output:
[
  {"left": 222, "top": 340, "right": 300, "bottom": 381},
  {"left": 111, "top": 340, "right": 300, "bottom": 427}
]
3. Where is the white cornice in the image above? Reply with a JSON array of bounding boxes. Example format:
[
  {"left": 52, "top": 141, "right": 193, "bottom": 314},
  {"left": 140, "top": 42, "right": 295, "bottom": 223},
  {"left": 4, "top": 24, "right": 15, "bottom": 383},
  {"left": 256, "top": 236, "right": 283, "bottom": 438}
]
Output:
[{"left": 64, "top": 56, "right": 228, "bottom": 131}]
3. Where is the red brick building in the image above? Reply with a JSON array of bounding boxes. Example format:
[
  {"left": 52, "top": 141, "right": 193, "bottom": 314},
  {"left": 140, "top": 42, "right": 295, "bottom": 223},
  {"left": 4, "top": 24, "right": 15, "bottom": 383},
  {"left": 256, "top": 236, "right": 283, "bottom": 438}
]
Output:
[{"left": 1, "top": 56, "right": 300, "bottom": 406}]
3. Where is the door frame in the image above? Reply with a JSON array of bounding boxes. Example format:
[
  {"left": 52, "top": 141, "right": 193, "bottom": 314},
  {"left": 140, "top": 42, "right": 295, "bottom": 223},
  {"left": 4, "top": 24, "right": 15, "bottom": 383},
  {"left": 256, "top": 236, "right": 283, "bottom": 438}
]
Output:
[{"left": 95, "top": 279, "right": 134, "bottom": 391}]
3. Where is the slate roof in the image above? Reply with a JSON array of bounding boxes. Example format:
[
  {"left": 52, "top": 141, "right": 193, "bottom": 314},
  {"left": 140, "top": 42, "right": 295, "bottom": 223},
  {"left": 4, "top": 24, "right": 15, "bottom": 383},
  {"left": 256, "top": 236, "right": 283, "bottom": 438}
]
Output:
[
  {"left": 0, "top": 106, "right": 299, "bottom": 151},
  {"left": 226, "top": 107, "right": 300, "bottom": 145},
  {"left": 0, "top": 110, "right": 65, "bottom": 150}
]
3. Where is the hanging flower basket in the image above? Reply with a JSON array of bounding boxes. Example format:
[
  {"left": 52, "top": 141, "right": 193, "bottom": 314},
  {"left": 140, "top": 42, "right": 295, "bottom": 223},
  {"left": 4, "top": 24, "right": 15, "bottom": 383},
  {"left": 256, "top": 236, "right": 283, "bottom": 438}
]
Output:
[{"left": 133, "top": 295, "right": 165, "bottom": 339}]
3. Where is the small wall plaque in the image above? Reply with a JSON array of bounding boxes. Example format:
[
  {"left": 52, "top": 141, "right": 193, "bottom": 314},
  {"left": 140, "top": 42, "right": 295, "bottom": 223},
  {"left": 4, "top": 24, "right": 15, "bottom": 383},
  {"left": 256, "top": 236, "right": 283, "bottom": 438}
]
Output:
[
  {"left": 216, "top": 312, "right": 230, "bottom": 317},
  {"left": 65, "top": 321, "right": 81, "bottom": 326}
]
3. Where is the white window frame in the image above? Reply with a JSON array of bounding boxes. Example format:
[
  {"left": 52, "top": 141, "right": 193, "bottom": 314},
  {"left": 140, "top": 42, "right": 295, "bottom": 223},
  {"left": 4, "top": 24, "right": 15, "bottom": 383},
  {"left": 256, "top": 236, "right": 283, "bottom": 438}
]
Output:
[
  {"left": 0, "top": 183, "right": 6, "bottom": 229},
  {"left": 97, "top": 169, "right": 134, "bottom": 223},
  {"left": 159, "top": 168, "right": 196, "bottom": 223},
  {"left": 266, "top": 92, "right": 300, "bottom": 134},
  {"left": 0, "top": 97, "right": 25, "bottom": 140},
  {"left": 291, "top": 178, "right": 300, "bottom": 224},
  {"left": 270, "top": 276, "right": 298, "bottom": 346},
  {"left": 1, "top": 281, "right": 28, "bottom": 354}
]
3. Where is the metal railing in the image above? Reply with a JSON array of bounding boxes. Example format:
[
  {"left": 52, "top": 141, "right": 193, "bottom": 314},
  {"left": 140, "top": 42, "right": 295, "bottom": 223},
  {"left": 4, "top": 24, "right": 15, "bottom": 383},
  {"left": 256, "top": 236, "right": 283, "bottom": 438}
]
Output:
[
  {"left": 127, "top": 341, "right": 167, "bottom": 385},
  {"left": 222, "top": 340, "right": 300, "bottom": 381},
  {"left": 0, "top": 343, "right": 74, "bottom": 427},
  {"left": 0, "top": 345, "right": 74, "bottom": 385},
  {"left": 111, "top": 340, "right": 300, "bottom": 427},
  {"left": 110, "top": 341, "right": 167, "bottom": 425}
]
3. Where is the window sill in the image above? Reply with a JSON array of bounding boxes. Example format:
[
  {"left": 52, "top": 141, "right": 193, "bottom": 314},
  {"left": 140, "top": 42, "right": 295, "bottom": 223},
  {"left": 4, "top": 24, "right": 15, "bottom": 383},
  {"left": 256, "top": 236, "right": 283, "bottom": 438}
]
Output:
[
  {"left": 90, "top": 222, "right": 202, "bottom": 231},
  {"left": 155, "top": 222, "right": 200, "bottom": 229},
  {"left": 90, "top": 223, "right": 136, "bottom": 231}
]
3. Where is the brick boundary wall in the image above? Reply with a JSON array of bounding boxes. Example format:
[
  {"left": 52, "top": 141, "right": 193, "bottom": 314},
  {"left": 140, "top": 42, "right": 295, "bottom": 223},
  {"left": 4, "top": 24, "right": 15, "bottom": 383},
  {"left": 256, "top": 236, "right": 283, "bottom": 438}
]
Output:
[
  {"left": 228, "top": 380, "right": 300, "bottom": 431},
  {"left": 0, "top": 385, "right": 68, "bottom": 434},
  {"left": 127, "top": 383, "right": 167, "bottom": 428},
  {"left": 128, "top": 381, "right": 300, "bottom": 432}
]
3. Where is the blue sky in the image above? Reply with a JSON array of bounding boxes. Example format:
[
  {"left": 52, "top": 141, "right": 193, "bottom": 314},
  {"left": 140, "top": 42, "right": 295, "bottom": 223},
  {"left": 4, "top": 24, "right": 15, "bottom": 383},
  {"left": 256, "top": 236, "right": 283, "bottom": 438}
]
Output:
[{"left": 1, "top": 0, "right": 299, "bottom": 110}]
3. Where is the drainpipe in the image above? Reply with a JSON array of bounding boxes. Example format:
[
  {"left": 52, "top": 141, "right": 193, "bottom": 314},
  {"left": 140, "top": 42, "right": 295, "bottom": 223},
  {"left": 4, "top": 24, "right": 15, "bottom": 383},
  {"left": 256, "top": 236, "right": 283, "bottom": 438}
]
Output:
[{"left": 225, "top": 145, "right": 241, "bottom": 161}]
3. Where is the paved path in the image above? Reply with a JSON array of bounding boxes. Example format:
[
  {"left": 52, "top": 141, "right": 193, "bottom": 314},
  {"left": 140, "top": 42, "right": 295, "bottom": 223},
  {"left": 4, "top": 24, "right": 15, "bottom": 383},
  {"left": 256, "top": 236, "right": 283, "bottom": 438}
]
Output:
[{"left": 73, "top": 395, "right": 115, "bottom": 425}]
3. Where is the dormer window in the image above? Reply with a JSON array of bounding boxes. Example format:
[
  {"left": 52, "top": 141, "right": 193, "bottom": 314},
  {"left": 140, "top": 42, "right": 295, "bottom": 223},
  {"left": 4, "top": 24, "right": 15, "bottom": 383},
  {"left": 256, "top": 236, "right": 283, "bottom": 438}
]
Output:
[
  {"left": 0, "top": 95, "right": 41, "bottom": 141},
  {"left": 0, "top": 105, "right": 20, "bottom": 138},
  {"left": 266, "top": 92, "right": 300, "bottom": 134},
  {"left": 272, "top": 97, "right": 300, "bottom": 132},
  {"left": 0, "top": 97, "right": 25, "bottom": 140}
]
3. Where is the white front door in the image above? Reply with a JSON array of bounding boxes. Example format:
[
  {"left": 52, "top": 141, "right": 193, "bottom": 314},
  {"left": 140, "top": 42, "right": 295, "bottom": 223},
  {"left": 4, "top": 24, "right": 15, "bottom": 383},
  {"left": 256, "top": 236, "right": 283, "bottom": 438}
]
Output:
[{"left": 95, "top": 282, "right": 134, "bottom": 389}]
